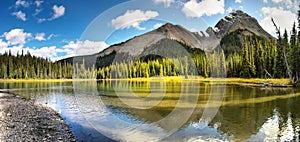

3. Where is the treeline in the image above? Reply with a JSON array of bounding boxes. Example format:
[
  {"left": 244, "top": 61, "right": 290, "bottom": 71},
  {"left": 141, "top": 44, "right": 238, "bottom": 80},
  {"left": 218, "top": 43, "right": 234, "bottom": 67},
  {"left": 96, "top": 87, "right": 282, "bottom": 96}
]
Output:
[
  {"left": 96, "top": 49, "right": 226, "bottom": 79},
  {"left": 0, "top": 51, "right": 73, "bottom": 79}
]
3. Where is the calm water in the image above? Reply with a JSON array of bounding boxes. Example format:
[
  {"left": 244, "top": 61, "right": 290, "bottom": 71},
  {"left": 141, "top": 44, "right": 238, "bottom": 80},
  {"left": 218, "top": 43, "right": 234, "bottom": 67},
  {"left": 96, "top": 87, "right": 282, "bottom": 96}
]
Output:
[{"left": 0, "top": 80, "right": 300, "bottom": 142}]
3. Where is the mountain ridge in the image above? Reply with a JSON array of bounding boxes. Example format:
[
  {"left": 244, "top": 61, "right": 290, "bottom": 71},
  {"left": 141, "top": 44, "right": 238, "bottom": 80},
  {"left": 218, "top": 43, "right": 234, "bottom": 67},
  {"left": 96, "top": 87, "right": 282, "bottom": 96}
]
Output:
[
  {"left": 95, "top": 10, "right": 274, "bottom": 58},
  {"left": 62, "top": 10, "right": 275, "bottom": 66}
]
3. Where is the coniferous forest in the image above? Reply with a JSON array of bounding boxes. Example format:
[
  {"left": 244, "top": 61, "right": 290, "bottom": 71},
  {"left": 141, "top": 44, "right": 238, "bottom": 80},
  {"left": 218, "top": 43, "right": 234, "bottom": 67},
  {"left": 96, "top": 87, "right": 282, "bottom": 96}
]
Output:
[
  {"left": 0, "top": 50, "right": 73, "bottom": 79},
  {"left": 1, "top": 7, "right": 300, "bottom": 85}
]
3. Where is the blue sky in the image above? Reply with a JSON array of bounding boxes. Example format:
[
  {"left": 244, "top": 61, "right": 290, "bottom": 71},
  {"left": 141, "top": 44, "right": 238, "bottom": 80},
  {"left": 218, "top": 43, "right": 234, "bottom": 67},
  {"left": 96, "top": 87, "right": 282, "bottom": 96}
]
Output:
[{"left": 0, "top": 0, "right": 298, "bottom": 61}]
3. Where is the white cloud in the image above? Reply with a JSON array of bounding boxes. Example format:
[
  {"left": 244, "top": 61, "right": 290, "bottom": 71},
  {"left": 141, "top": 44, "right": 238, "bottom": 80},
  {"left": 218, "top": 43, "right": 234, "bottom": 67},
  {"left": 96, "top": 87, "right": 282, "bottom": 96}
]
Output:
[
  {"left": 111, "top": 10, "right": 159, "bottom": 30},
  {"left": 182, "top": 0, "right": 225, "bottom": 18},
  {"left": 0, "top": 45, "right": 23, "bottom": 56},
  {"left": 235, "top": 0, "right": 242, "bottom": 3},
  {"left": 153, "top": 23, "right": 163, "bottom": 29},
  {"left": 35, "top": 0, "right": 43, "bottom": 7},
  {"left": 15, "top": 0, "right": 30, "bottom": 7},
  {"left": 271, "top": 0, "right": 298, "bottom": 11},
  {"left": 0, "top": 29, "right": 108, "bottom": 60},
  {"left": 260, "top": 7, "right": 297, "bottom": 37},
  {"left": 0, "top": 39, "right": 109, "bottom": 61},
  {"left": 272, "top": 0, "right": 282, "bottom": 3},
  {"left": 12, "top": 11, "right": 27, "bottom": 21},
  {"left": 0, "top": 45, "right": 58, "bottom": 60},
  {"left": 35, "top": 33, "right": 46, "bottom": 41},
  {"left": 48, "top": 5, "right": 65, "bottom": 21},
  {"left": 153, "top": 0, "right": 174, "bottom": 7},
  {"left": 3, "top": 29, "right": 31, "bottom": 45},
  {"left": 0, "top": 39, "right": 8, "bottom": 50},
  {"left": 54, "top": 40, "right": 110, "bottom": 60},
  {"left": 27, "top": 46, "right": 58, "bottom": 59},
  {"left": 263, "top": 0, "right": 268, "bottom": 3}
]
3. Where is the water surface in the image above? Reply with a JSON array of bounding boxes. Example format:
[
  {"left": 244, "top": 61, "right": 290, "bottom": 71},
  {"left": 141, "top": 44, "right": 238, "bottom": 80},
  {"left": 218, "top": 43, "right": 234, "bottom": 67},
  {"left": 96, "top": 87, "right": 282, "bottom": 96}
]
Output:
[{"left": 0, "top": 80, "right": 300, "bottom": 141}]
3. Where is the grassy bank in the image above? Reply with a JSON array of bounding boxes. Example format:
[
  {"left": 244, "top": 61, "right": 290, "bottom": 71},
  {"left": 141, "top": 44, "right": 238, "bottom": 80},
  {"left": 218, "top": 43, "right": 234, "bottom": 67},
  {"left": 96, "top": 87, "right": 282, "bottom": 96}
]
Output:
[
  {"left": 99, "top": 76, "right": 292, "bottom": 86},
  {"left": 0, "top": 79, "right": 96, "bottom": 83},
  {"left": 202, "top": 78, "right": 291, "bottom": 87},
  {"left": 0, "top": 77, "right": 292, "bottom": 86}
]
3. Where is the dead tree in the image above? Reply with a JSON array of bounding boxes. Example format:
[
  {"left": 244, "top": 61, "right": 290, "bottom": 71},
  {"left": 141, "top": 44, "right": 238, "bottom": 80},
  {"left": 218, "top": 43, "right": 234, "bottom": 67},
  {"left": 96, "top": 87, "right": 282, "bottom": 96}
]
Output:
[{"left": 271, "top": 18, "right": 295, "bottom": 84}]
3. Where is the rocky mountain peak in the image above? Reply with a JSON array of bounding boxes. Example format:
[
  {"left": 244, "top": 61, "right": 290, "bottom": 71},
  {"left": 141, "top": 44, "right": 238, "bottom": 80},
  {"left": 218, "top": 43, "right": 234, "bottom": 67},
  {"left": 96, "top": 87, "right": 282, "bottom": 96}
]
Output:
[
  {"left": 214, "top": 10, "right": 273, "bottom": 39},
  {"left": 155, "top": 23, "right": 184, "bottom": 34}
]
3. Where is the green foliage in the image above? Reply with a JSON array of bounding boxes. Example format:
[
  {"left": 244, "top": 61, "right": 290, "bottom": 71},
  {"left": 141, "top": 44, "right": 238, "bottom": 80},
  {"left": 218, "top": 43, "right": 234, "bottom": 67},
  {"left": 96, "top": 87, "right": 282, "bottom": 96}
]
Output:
[{"left": 0, "top": 51, "right": 73, "bottom": 79}]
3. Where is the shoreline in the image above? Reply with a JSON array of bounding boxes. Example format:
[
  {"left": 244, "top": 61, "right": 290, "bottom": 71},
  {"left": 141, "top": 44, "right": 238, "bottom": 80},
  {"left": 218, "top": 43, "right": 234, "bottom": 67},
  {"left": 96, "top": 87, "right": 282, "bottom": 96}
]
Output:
[
  {"left": 96, "top": 77, "right": 292, "bottom": 87},
  {"left": 0, "top": 77, "right": 292, "bottom": 87},
  {"left": 0, "top": 93, "right": 76, "bottom": 141}
]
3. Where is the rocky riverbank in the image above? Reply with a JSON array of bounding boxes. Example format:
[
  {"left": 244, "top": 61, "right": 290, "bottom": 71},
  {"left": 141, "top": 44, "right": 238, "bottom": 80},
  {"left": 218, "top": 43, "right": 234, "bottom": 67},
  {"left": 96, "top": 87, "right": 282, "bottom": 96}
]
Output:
[{"left": 0, "top": 93, "right": 76, "bottom": 142}]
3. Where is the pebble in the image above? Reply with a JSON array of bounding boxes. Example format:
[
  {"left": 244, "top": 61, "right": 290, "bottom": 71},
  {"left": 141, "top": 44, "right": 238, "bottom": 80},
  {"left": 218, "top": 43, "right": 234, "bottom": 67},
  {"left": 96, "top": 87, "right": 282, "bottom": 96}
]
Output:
[{"left": 0, "top": 93, "right": 76, "bottom": 141}]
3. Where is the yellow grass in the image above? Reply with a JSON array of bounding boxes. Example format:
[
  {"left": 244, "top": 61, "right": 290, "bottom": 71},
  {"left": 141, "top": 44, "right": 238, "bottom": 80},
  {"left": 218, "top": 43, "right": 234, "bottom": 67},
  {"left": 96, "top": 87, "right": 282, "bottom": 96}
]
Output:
[
  {"left": 0, "top": 77, "right": 291, "bottom": 86},
  {"left": 0, "top": 79, "right": 96, "bottom": 83}
]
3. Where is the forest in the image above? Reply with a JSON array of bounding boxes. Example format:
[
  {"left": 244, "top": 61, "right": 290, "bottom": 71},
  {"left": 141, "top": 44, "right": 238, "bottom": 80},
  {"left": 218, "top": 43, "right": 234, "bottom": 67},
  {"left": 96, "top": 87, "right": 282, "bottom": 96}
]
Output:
[{"left": 0, "top": 50, "right": 73, "bottom": 79}]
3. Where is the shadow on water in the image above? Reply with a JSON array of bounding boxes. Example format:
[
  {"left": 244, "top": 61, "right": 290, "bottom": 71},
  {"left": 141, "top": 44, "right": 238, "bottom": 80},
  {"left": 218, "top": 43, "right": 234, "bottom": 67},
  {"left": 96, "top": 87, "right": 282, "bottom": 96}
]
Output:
[{"left": 66, "top": 120, "right": 116, "bottom": 142}]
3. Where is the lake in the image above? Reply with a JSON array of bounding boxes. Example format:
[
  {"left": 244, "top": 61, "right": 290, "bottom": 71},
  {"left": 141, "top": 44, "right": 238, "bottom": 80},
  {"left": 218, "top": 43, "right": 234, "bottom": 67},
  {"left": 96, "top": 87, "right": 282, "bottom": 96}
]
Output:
[{"left": 0, "top": 80, "right": 300, "bottom": 141}]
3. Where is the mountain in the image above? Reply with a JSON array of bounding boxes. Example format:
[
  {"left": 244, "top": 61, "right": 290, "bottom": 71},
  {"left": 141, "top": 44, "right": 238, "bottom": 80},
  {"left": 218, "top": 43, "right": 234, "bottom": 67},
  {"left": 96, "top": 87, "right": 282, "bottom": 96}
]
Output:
[
  {"left": 62, "top": 10, "right": 274, "bottom": 67},
  {"left": 96, "top": 23, "right": 203, "bottom": 58},
  {"left": 214, "top": 10, "right": 273, "bottom": 39}
]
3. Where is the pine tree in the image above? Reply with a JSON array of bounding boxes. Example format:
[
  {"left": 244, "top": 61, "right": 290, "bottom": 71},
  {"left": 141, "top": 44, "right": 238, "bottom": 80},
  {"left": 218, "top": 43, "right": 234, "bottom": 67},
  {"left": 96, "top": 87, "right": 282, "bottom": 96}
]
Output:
[
  {"left": 290, "top": 22, "right": 298, "bottom": 81},
  {"left": 241, "top": 37, "right": 251, "bottom": 78}
]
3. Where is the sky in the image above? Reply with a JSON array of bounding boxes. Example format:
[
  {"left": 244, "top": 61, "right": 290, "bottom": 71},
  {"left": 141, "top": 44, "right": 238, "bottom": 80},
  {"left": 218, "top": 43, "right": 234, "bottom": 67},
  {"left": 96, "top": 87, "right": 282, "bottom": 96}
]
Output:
[{"left": 0, "top": 0, "right": 298, "bottom": 61}]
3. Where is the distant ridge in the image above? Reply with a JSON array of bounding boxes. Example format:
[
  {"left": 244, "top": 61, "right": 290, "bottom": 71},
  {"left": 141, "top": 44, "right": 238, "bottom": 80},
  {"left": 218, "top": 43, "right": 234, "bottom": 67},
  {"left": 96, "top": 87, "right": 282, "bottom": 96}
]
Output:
[{"left": 60, "top": 10, "right": 274, "bottom": 66}]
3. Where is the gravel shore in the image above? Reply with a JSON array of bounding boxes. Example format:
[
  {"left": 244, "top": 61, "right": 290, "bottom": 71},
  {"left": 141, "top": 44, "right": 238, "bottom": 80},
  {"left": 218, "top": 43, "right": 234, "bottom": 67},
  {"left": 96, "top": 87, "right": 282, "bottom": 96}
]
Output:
[{"left": 0, "top": 93, "right": 76, "bottom": 142}]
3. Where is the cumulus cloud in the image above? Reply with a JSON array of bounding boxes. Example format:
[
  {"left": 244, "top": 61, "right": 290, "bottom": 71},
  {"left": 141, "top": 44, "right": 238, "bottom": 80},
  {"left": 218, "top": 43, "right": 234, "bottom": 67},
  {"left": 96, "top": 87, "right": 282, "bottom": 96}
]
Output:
[
  {"left": 48, "top": 5, "right": 65, "bottom": 21},
  {"left": 35, "top": 33, "right": 46, "bottom": 41},
  {"left": 63, "top": 40, "right": 109, "bottom": 56},
  {"left": 0, "top": 39, "right": 8, "bottom": 50},
  {"left": 0, "top": 45, "right": 58, "bottom": 60},
  {"left": 28, "top": 46, "right": 58, "bottom": 58},
  {"left": 0, "top": 45, "right": 23, "bottom": 56},
  {"left": 263, "top": 0, "right": 268, "bottom": 3},
  {"left": 235, "top": 0, "right": 242, "bottom": 3},
  {"left": 12, "top": 11, "right": 27, "bottom": 21},
  {"left": 0, "top": 39, "right": 109, "bottom": 61},
  {"left": 182, "top": 0, "right": 225, "bottom": 18},
  {"left": 3, "top": 29, "right": 31, "bottom": 45},
  {"left": 153, "top": 0, "right": 174, "bottom": 7},
  {"left": 260, "top": 7, "right": 297, "bottom": 37},
  {"left": 15, "top": 0, "right": 30, "bottom": 8},
  {"left": 271, "top": 0, "right": 298, "bottom": 11},
  {"left": 111, "top": 10, "right": 159, "bottom": 30}
]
